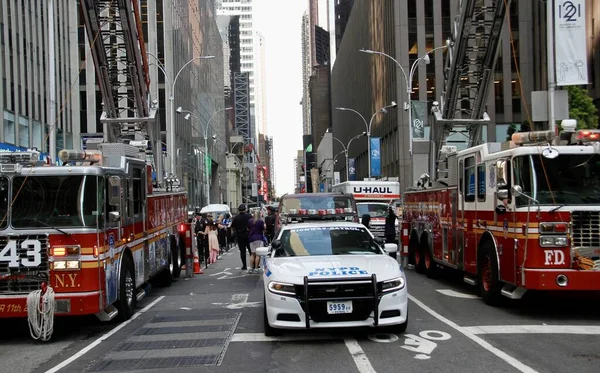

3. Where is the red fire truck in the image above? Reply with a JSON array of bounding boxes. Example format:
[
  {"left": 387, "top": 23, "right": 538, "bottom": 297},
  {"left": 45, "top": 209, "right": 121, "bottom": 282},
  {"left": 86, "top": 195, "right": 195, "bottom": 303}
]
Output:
[
  {"left": 401, "top": 0, "right": 600, "bottom": 305},
  {"left": 0, "top": 1, "right": 192, "bottom": 341},
  {"left": 0, "top": 145, "right": 188, "bottom": 326},
  {"left": 403, "top": 126, "right": 600, "bottom": 305}
]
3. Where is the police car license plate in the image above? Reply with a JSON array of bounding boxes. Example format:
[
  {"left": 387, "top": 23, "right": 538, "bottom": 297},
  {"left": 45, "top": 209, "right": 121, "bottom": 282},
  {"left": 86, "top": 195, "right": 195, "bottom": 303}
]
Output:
[{"left": 327, "top": 301, "right": 352, "bottom": 314}]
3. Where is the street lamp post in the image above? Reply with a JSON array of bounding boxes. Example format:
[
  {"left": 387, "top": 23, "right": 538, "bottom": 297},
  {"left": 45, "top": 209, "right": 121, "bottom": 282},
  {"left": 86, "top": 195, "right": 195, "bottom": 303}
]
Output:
[
  {"left": 335, "top": 102, "right": 396, "bottom": 180},
  {"left": 147, "top": 52, "right": 215, "bottom": 178},
  {"left": 360, "top": 44, "right": 449, "bottom": 156},
  {"left": 327, "top": 131, "right": 367, "bottom": 181}
]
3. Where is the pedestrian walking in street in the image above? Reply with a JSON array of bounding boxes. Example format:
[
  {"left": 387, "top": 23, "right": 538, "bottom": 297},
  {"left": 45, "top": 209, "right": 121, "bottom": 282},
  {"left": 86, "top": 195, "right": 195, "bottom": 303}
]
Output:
[
  {"left": 385, "top": 206, "right": 398, "bottom": 259},
  {"left": 199, "top": 217, "right": 220, "bottom": 264},
  {"left": 248, "top": 210, "right": 265, "bottom": 274},
  {"left": 194, "top": 212, "right": 208, "bottom": 264},
  {"left": 264, "top": 206, "right": 276, "bottom": 243},
  {"left": 217, "top": 214, "right": 227, "bottom": 254},
  {"left": 230, "top": 204, "right": 252, "bottom": 270}
]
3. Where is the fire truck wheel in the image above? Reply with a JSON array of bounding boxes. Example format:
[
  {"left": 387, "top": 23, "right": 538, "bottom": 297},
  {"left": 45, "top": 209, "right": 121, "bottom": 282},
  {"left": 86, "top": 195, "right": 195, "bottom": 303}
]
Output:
[
  {"left": 414, "top": 238, "right": 426, "bottom": 274},
  {"left": 477, "top": 242, "right": 502, "bottom": 306},
  {"left": 424, "top": 246, "right": 438, "bottom": 278},
  {"left": 171, "top": 236, "right": 182, "bottom": 278},
  {"left": 117, "top": 254, "right": 137, "bottom": 321}
]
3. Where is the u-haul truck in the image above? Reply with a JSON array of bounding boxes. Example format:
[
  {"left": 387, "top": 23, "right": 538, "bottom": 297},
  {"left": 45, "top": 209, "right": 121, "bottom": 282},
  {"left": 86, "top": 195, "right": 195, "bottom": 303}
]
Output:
[{"left": 331, "top": 181, "right": 401, "bottom": 240}]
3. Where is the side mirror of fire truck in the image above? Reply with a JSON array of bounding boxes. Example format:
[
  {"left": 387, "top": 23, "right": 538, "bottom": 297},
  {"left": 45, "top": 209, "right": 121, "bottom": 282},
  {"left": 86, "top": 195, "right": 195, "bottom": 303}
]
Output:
[
  {"left": 496, "top": 159, "right": 509, "bottom": 189},
  {"left": 109, "top": 211, "right": 121, "bottom": 223}
]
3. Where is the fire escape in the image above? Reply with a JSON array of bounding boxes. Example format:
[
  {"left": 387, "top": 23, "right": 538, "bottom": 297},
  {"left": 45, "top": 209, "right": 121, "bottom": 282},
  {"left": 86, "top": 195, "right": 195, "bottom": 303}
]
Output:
[
  {"left": 79, "top": 0, "right": 162, "bottom": 180},
  {"left": 430, "top": 0, "right": 511, "bottom": 180}
]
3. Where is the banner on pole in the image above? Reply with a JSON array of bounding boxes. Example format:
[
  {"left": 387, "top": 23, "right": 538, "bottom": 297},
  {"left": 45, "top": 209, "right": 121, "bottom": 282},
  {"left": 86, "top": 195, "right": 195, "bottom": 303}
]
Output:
[
  {"left": 411, "top": 101, "right": 428, "bottom": 140},
  {"left": 555, "top": 0, "right": 588, "bottom": 86},
  {"left": 370, "top": 137, "right": 381, "bottom": 177},
  {"left": 348, "top": 158, "right": 356, "bottom": 181}
]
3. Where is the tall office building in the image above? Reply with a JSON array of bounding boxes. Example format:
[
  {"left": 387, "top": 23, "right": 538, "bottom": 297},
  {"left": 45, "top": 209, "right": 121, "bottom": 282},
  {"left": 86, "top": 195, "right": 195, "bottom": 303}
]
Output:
[
  {"left": 217, "top": 0, "right": 265, "bottom": 142},
  {"left": 0, "top": 1, "right": 75, "bottom": 157},
  {"left": 301, "top": 12, "right": 312, "bottom": 136},
  {"left": 330, "top": 0, "right": 599, "bottom": 193},
  {"left": 256, "top": 31, "right": 267, "bottom": 136}
]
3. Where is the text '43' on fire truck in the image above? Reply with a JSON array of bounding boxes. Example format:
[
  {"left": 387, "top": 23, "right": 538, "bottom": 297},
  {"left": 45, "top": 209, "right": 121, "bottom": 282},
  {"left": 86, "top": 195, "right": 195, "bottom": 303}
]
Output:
[
  {"left": 402, "top": 122, "right": 600, "bottom": 306},
  {"left": 0, "top": 144, "right": 189, "bottom": 338}
]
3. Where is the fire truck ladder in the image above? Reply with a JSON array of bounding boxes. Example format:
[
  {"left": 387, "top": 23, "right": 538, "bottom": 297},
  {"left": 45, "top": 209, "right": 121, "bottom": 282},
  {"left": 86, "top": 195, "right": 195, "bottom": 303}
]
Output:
[
  {"left": 79, "top": 0, "right": 161, "bottom": 173},
  {"left": 430, "top": 0, "right": 511, "bottom": 180}
]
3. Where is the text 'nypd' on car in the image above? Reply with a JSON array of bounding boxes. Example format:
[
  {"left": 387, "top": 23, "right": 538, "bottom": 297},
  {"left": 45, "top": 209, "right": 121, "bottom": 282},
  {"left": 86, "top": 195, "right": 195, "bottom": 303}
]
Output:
[{"left": 256, "top": 221, "right": 408, "bottom": 336}]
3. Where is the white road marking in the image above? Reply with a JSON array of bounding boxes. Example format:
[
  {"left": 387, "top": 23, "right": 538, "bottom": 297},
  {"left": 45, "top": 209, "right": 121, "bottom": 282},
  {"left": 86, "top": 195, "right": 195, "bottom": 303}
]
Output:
[
  {"left": 212, "top": 293, "right": 261, "bottom": 309},
  {"left": 408, "top": 294, "right": 539, "bottom": 373},
  {"left": 436, "top": 289, "right": 480, "bottom": 299},
  {"left": 44, "top": 296, "right": 165, "bottom": 373},
  {"left": 231, "top": 332, "right": 337, "bottom": 342},
  {"left": 344, "top": 338, "right": 377, "bottom": 373},
  {"left": 464, "top": 325, "right": 600, "bottom": 335}
]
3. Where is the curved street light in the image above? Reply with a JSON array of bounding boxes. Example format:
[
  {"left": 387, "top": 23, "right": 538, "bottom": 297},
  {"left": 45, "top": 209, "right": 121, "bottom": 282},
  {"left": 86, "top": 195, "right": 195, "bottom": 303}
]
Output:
[
  {"left": 336, "top": 102, "right": 397, "bottom": 180},
  {"left": 326, "top": 131, "right": 367, "bottom": 181},
  {"left": 148, "top": 52, "right": 215, "bottom": 177},
  {"left": 360, "top": 43, "right": 449, "bottom": 155}
]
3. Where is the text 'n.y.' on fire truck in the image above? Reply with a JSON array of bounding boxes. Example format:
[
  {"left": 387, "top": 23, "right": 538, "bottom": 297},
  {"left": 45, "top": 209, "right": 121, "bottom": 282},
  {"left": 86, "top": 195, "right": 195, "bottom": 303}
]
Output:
[{"left": 331, "top": 181, "right": 401, "bottom": 242}]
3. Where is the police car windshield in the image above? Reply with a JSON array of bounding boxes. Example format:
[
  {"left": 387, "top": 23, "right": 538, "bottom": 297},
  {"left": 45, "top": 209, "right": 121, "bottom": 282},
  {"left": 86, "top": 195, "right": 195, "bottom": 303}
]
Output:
[
  {"left": 280, "top": 195, "right": 353, "bottom": 213},
  {"left": 280, "top": 226, "right": 381, "bottom": 256},
  {"left": 357, "top": 203, "right": 389, "bottom": 218},
  {"left": 11, "top": 175, "right": 99, "bottom": 228}
]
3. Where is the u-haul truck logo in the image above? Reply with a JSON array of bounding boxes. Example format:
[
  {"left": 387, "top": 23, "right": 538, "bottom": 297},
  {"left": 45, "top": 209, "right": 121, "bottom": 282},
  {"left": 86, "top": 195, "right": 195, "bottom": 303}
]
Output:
[{"left": 353, "top": 186, "right": 395, "bottom": 194}]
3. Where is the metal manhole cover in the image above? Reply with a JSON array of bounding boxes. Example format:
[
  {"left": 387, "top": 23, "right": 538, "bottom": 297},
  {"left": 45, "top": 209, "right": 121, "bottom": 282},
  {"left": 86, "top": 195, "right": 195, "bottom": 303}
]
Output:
[{"left": 86, "top": 311, "right": 240, "bottom": 371}]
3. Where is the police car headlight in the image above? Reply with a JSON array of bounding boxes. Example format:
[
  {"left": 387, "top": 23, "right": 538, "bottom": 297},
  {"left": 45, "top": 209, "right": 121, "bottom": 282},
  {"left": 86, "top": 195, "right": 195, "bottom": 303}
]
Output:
[
  {"left": 381, "top": 277, "right": 405, "bottom": 293},
  {"left": 268, "top": 281, "right": 296, "bottom": 296}
]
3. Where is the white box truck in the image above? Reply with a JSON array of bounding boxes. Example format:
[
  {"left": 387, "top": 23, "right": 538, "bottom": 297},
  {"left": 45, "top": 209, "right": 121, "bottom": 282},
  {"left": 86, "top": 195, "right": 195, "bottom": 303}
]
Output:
[{"left": 331, "top": 181, "right": 401, "bottom": 241}]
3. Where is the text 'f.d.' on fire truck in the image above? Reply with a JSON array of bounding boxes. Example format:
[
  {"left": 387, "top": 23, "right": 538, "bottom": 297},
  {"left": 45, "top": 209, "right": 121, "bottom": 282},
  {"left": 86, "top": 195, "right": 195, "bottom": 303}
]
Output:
[
  {"left": 401, "top": 0, "right": 600, "bottom": 305},
  {"left": 0, "top": 1, "right": 190, "bottom": 340},
  {"left": 331, "top": 181, "right": 401, "bottom": 241}
]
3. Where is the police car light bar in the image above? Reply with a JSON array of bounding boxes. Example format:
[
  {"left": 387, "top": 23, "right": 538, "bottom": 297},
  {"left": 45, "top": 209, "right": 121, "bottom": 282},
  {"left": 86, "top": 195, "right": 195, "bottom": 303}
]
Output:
[
  {"left": 512, "top": 130, "right": 555, "bottom": 146},
  {"left": 572, "top": 129, "right": 600, "bottom": 144}
]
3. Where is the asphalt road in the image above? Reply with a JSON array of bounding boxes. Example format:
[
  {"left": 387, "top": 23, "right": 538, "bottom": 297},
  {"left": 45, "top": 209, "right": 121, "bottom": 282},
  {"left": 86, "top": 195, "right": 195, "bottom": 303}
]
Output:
[{"left": 1, "top": 248, "right": 599, "bottom": 373}]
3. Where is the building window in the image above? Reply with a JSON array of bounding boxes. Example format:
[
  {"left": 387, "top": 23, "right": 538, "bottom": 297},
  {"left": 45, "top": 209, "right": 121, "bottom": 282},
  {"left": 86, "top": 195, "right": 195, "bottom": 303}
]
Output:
[
  {"left": 3, "top": 111, "right": 15, "bottom": 144},
  {"left": 18, "top": 115, "right": 29, "bottom": 147},
  {"left": 32, "top": 120, "right": 42, "bottom": 150}
]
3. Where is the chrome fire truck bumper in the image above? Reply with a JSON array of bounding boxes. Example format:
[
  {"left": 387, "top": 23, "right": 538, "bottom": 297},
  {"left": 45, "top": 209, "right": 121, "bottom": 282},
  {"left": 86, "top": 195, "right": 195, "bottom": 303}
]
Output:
[
  {"left": 523, "top": 269, "right": 600, "bottom": 291},
  {"left": 0, "top": 290, "right": 102, "bottom": 318}
]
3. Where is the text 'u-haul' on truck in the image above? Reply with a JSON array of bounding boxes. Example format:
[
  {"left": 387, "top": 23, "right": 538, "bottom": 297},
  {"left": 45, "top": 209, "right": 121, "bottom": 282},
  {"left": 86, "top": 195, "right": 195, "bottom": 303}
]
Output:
[
  {"left": 331, "top": 181, "right": 401, "bottom": 240},
  {"left": 402, "top": 126, "right": 600, "bottom": 306}
]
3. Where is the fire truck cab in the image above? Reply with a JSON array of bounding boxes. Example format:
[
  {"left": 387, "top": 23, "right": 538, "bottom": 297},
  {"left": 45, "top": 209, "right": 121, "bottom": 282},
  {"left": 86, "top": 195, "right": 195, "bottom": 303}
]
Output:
[{"left": 403, "top": 124, "right": 600, "bottom": 305}]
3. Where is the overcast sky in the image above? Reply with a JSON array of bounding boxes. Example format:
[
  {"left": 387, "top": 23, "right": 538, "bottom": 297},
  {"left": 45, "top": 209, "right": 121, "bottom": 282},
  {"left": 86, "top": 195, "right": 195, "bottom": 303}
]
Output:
[{"left": 253, "top": 0, "right": 308, "bottom": 197}]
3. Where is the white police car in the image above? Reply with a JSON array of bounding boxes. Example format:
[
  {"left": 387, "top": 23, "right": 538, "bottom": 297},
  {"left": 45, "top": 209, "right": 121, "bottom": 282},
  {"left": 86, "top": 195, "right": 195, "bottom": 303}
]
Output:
[{"left": 256, "top": 221, "right": 408, "bottom": 336}]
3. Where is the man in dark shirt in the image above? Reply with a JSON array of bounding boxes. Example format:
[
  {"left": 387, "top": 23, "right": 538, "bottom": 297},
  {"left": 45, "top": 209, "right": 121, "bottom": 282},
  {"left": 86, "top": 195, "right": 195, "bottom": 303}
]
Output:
[
  {"left": 385, "top": 206, "right": 398, "bottom": 259},
  {"left": 194, "top": 213, "right": 209, "bottom": 264},
  {"left": 264, "top": 206, "right": 276, "bottom": 243},
  {"left": 230, "top": 204, "right": 252, "bottom": 270}
]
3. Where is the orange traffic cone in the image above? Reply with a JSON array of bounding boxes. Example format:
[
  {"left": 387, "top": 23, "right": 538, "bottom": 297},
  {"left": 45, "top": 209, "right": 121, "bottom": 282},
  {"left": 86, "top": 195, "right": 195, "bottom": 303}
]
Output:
[{"left": 193, "top": 246, "right": 203, "bottom": 274}]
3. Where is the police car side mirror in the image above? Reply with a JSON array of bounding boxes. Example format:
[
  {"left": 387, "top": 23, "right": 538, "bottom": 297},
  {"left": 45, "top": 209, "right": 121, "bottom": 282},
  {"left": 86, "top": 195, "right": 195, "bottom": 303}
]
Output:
[
  {"left": 256, "top": 247, "right": 270, "bottom": 256},
  {"left": 109, "top": 211, "right": 121, "bottom": 222},
  {"left": 384, "top": 243, "right": 398, "bottom": 253}
]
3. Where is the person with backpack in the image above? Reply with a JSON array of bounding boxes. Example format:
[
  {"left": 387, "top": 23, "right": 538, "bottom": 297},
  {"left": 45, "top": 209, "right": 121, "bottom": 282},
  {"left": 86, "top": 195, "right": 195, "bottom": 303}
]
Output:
[{"left": 230, "top": 204, "right": 252, "bottom": 270}]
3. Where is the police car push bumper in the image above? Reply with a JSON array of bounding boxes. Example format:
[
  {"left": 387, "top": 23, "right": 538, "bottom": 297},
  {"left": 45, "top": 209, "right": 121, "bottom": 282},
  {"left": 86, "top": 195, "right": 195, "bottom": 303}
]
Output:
[{"left": 264, "top": 268, "right": 407, "bottom": 329}]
